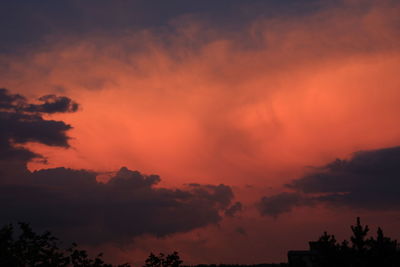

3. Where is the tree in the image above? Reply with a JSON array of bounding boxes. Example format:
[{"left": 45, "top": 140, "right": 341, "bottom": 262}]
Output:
[
  {"left": 368, "top": 227, "right": 398, "bottom": 267},
  {"left": 350, "top": 217, "right": 369, "bottom": 252},
  {"left": 144, "top": 252, "right": 183, "bottom": 267},
  {"left": 0, "top": 222, "right": 130, "bottom": 267},
  {"left": 309, "top": 217, "right": 400, "bottom": 267},
  {"left": 312, "top": 232, "right": 340, "bottom": 267}
]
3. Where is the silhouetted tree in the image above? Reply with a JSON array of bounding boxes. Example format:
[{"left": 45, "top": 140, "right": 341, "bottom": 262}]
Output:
[
  {"left": 309, "top": 217, "right": 400, "bottom": 267},
  {"left": 311, "top": 232, "right": 340, "bottom": 267},
  {"left": 0, "top": 222, "right": 130, "bottom": 267},
  {"left": 350, "top": 217, "right": 369, "bottom": 252},
  {"left": 367, "top": 227, "right": 398, "bottom": 267},
  {"left": 144, "top": 252, "right": 183, "bottom": 267}
]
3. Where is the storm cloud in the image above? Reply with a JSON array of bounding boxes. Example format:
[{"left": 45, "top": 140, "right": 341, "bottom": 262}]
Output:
[
  {"left": 0, "top": 88, "right": 77, "bottom": 150},
  {"left": 0, "top": 166, "right": 236, "bottom": 245},
  {"left": 0, "top": 88, "right": 78, "bottom": 183},
  {"left": 0, "top": 0, "right": 326, "bottom": 54},
  {"left": 258, "top": 146, "right": 400, "bottom": 216},
  {"left": 0, "top": 88, "right": 238, "bottom": 245}
]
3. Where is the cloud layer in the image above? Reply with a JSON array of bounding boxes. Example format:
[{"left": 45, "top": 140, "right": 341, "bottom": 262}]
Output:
[
  {"left": 1, "top": 166, "right": 236, "bottom": 245},
  {"left": 259, "top": 146, "right": 400, "bottom": 216},
  {"left": 0, "top": 88, "right": 238, "bottom": 245},
  {"left": 0, "top": 0, "right": 326, "bottom": 54},
  {"left": 1, "top": 0, "right": 398, "bottom": 189}
]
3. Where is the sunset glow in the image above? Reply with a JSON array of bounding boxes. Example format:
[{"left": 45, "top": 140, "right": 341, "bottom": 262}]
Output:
[{"left": 1, "top": 0, "right": 400, "bottom": 265}]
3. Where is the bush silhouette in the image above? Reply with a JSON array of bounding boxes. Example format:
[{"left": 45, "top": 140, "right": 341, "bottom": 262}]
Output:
[{"left": 0, "top": 222, "right": 130, "bottom": 267}]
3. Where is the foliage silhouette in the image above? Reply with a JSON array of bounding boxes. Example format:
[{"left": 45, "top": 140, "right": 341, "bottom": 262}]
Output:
[
  {"left": 350, "top": 217, "right": 369, "bottom": 252},
  {"left": 144, "top": 252, "right": 183, "bottom": 267},
  {"left": 306, "top": 217, "right": 400, "bottom": 267},
  {"left": 185, "top": 264, "right": 287, "bottom": 267},
  {"left": 0, "top": 222, "right": 130, "bottom": 267}
]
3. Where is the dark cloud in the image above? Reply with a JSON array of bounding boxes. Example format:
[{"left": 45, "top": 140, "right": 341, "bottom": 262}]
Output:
[
  {"left": 235, "top": 226, "right": 247, "bottom": 236},
  {"left": 0, "top": 166, "right": 236, "bottom": 245},
  {"left": 0, "top": 88, "right": 77, "bottom": 183},
  {"left": 0, "top": 0, "right": 328, "bottom": 54},
  {"left": 258, "top": 146, "right": 400, "bottom": 216},
  {"left": 0, "top": 88, "right": 237, "bottom": 245},
  {"left": 0, "top": 89, "right": 78, "bottom": 114},
  {"left": 225, "top": 201, "right": 243, "bottom": 217},
  {"left": 0, "top": 89, "right": 76, "bottom": 152},
  {"left": 258, "top": 192, "right": 305, "bottom": 217},
  {"left": 25, "top": 95, "right": 79, "bottom": 114},
  {"left": 0, "top": 88, "right": 25, "bottom": 110}
]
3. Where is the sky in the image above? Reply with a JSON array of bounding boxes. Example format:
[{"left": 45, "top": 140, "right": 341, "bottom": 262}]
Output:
[{"left": 1, "top": 0, "right": 400, "bottom": 265}]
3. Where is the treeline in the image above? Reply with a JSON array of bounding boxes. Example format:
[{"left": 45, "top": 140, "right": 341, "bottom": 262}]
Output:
[
  {"left": 184, "top": 264, "right": 288, "bottom": 267},
  {"left": 0, "top": 222, "right": 130, "bottom": 267},
  {"left": 0, "top": 222, "right": 287, "bottom": 267},
  {"left": 0, "top": 223, "right": 188, "bottom": 267},
  {"left": 0, "top": 222, "right": 289, "bottom": 267},
  {"left": 2, "top": 218, "right": 399, "bottom": 267},
  {"left": 302, "top": 217, "right": 400, "bottom": 267}
]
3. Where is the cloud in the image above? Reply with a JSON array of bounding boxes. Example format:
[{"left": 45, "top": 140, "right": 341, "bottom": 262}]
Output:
[
  {"left": 0, "top": 88, "right": 76, "bottom": 155},
  {"left": 235, "top": 226, "right": 246, "bottom": 236},
  {"left": 25, "top": 94, "right": 79, "bottom": 114},
  {"left": 0, "top": 89, "right": 78, "bottom": 114},
  {"left": 1, "top": 0, "right": 398, "bottom": 190},
  {"left": 258, "top": 146, "right": 400, "bottom": 216},
  {"left": 0, "top": 166, "right": 236, "bottom": 245},
  {"left": 1, "top": 0, "right": 400, "bottom": 264},
  {"left": 0, "top": 88, "right": 78, "bottom": 184},
  {"left": 224, "top": 201, "right": 242, "bottom": 217},
  {"left": 0, "top": 88, "right": 238, "bottom": 245},
  {"left": 258, "top": 193, "right": 305, "bottom": 217},
  {"left": 0, "top": 0, "right": 328, "bottom": 54}
]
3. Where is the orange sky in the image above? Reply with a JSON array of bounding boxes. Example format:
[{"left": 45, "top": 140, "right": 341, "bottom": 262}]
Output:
[{"left": 1, "top": 0, "right": 400, "bottom": 263}]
